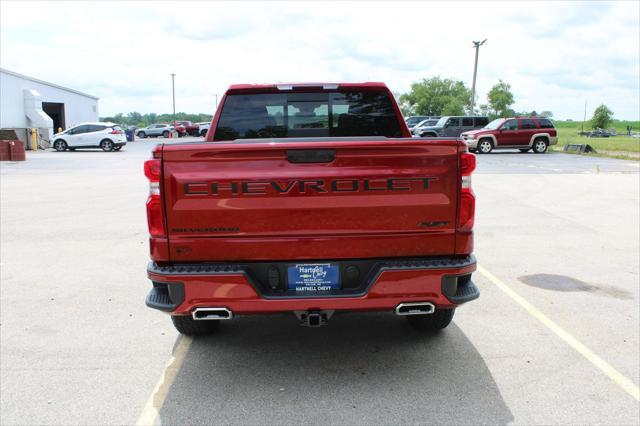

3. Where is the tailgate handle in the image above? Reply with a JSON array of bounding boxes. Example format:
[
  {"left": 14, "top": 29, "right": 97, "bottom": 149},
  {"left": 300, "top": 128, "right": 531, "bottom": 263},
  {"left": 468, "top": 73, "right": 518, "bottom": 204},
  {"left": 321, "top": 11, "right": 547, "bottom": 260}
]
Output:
[{"left": 286, "top": 150, "right": 335, "bottom": 163}]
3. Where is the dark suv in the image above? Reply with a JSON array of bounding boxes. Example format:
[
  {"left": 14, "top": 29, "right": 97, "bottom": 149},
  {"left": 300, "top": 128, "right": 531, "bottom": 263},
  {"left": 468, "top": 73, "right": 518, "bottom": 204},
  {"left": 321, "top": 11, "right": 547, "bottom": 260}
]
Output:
[
  {"left": 461, "top": 117, "right": 558, "bottom": 153},
  {"left": 415, "top": 116, "right": 489, "bottom": 137}
]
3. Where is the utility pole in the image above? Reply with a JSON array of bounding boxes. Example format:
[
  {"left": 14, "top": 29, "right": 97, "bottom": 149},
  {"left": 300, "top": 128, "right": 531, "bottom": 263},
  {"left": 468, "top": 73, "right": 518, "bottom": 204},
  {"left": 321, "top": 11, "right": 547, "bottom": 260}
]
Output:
[
  {"left": 170, "top": 73, "right": 176, "bottom": 129},
  {"left": 470, "top": 39, "right": 487, "bottom": 114}
]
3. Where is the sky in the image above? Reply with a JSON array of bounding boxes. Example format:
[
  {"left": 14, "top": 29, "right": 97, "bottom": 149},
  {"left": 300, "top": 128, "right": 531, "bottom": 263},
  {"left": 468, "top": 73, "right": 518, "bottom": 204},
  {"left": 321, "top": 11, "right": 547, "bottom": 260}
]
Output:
[{"left": 1, "top": 1, "right": 639, "bottom": 120}]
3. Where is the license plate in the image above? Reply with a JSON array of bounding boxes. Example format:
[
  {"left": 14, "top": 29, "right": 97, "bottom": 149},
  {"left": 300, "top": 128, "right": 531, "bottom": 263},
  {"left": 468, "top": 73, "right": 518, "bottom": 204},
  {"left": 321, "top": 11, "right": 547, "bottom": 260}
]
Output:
[{"left": 287, "top": 263, "right": 340, "bottom": 292}]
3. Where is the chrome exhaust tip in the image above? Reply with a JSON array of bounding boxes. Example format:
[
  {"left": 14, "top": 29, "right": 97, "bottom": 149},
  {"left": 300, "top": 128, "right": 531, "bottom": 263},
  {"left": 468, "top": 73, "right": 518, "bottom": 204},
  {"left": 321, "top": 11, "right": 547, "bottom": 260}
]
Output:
[
  {"left": 394, "top": 302, "right": 435, "bottom": 316},
  {"left": 192, "top": 307, "right": 233, "bottom": 320}
]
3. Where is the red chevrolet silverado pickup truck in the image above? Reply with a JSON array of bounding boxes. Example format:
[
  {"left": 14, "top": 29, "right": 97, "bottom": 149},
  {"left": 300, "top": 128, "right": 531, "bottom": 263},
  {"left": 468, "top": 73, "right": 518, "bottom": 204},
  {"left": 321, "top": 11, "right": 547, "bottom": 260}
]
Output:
[{"left": 144, "top": 82, "right": 479, "bottom": 336}]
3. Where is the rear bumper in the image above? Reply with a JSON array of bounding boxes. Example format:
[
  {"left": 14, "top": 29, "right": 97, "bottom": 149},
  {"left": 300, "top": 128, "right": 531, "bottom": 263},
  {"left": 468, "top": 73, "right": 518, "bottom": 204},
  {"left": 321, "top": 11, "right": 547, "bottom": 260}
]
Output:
[{"left": 146, "top": 255, "right": 478, "bottom": 315}]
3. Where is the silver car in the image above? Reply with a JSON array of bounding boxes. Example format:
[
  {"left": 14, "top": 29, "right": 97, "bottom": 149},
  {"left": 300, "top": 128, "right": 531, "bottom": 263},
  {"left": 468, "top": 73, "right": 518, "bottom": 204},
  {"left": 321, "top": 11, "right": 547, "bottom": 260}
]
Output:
[{"left": 136, "top": 124, "right": 175, "bottom": 138}]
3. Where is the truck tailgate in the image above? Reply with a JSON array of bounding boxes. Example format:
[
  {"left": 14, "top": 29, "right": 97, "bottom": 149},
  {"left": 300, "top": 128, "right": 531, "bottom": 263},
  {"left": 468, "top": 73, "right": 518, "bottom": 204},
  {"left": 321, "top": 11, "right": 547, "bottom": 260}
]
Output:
[{"left": 161, "top": 138, "right": 459, "bottom": 261}]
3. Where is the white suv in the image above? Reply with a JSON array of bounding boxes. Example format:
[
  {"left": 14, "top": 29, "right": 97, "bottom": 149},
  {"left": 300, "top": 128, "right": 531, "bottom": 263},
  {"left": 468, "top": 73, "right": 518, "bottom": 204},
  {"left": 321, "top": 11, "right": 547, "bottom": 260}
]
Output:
[
  {"left": 198, "top": 122, "right": 210, "bottom": 137},
  {"left": 52, "top": 122, "right": 126, "bottom": 152}
]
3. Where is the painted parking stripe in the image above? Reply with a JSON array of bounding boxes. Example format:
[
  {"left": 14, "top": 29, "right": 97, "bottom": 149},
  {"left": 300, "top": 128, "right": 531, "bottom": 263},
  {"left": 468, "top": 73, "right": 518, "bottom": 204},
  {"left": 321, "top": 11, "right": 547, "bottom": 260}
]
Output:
[
  {"left": 478, "top": 265, "right": 640, "bottom": 401},
  {"left": 136, "top": 335, "right": 193, "bottom": 425},
  {"left": 136, "top": 267, "right": 639, "bottom": 423}
]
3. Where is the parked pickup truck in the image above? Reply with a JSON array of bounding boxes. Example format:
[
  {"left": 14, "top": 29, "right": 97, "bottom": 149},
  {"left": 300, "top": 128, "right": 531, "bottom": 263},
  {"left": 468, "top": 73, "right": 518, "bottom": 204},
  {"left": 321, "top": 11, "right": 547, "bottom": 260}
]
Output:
[
  {"left": 175, "top": 121, "right": 200, "bottom": 137},
  {"left": 144, "top": 82, "right": 479, "bottom": 336}
]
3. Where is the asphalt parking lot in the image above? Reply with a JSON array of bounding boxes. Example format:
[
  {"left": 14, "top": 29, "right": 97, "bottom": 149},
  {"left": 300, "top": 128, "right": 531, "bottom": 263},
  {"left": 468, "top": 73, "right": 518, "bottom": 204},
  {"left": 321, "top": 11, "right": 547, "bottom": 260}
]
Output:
[{"left": 1, "top": 139, "right": 638, "bottom": 425}]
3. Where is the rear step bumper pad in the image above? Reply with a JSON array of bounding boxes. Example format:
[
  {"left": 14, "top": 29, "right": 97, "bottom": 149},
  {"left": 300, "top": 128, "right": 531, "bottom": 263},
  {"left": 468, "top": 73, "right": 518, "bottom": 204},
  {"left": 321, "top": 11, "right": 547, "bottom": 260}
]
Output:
[
  {"left": 145, "top": 282, "right": 185, "bottom": 312},
  {"left": 441, "top": 274, "right": 480, "bottom": 304}
]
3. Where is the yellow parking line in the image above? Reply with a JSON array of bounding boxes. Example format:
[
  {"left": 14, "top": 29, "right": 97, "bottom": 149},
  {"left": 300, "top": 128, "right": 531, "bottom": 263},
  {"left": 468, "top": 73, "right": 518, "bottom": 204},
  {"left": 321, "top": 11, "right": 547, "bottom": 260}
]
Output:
[
  {"left": 136, "top": 335, "right": 193, "bottom": 425},
  {"left": 478, "top": 265, "right": 640, "bottom": 401}
]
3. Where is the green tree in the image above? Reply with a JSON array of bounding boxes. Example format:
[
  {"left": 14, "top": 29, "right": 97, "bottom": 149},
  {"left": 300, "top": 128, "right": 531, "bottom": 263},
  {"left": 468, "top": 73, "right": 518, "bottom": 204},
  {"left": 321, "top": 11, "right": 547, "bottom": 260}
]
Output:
[
  {"left": 101, "top": 112, "right": 214, "bottom": 126},
  {"left": 590, "top": 104, "right": 613, "bottom": 129},
  {"left": 441, "top": 98, "right": 466, "bottom": 116},
  {"left": 478, "top": 104, "right": 493, "bottom": 118},
  {"left": 540, "top": 110, "right": 553, "bottom": 118},
  {"left": 487, "top": 80, "right": 515, "bottom": 117},
  {"left": 393, "top": 91, "right": 414, "bottom": 116},
  {"left": 127, "top": 112, "right": 143, "bottom": 124},
  {"left": 400, "top": 77, "right": 471, "bottom": 116}
]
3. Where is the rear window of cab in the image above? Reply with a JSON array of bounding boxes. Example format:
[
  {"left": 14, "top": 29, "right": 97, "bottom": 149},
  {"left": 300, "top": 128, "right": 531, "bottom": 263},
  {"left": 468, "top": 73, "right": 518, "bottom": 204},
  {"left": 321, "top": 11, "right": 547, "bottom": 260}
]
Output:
[{"left": 213, "top": 91, "right": 402, "bottom": 141}]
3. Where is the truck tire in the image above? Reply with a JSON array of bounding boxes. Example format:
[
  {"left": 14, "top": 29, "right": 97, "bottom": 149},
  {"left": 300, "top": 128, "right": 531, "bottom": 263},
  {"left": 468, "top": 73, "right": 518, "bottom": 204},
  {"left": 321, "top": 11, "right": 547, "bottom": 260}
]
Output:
[
  {"left": 162, "top": 131, "right": 170, "bottom": 138},
  {"left": 406, "top": 308, "right": 455, "bottom": 331},
  {"left": 138, "top": 131, "right": 146, "bottom": 138},
  {"left": 200, "top": 130, "right": 207, "bottom": 137},
  {"left": 171, "top": 315, "right": 220, "bottom": 336},
  {"left": 532, "top": 138, "right": 548, "bottom": 153}
]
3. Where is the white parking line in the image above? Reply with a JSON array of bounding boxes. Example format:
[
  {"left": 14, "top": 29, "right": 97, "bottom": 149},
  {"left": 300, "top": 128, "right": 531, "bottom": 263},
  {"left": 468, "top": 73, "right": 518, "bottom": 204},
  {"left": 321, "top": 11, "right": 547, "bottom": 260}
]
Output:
[
  {"left": 478, "top": 265, "right": 640, "bottom": 401},
  {"left": 135, "top": 266, "right": 639, "bottom": 423},
  {"left": 136, "top": 336, "right": 193, "bottom": 425}
]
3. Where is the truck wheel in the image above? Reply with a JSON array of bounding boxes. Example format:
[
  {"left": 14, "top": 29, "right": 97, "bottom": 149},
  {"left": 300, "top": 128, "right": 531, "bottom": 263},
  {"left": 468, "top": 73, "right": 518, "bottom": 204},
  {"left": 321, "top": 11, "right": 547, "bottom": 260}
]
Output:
[
  {"left": 171, "top": 315, "right": 220, "bottom": 336},
  {"left": 478, "top": 139, "right": 493, "bottom": 154},
  {"left": 532, "top": 138, "right": 548, "bottom": 153},
  {"left": 162, "top": 131, "right": 170, "bottom": 138},
  {"left": 406, "top": 308, "right": 455, "bottom": 331},
  {"left": 138, "top": 132, "right": 146, "bottom": 138},
  {"left": 200, "top": 130, "right": 207, "bottom": 137}
]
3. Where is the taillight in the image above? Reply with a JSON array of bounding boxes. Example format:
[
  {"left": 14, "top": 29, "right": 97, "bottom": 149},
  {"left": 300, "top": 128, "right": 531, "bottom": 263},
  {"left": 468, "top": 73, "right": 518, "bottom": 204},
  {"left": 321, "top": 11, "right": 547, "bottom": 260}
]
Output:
[
  {"left": 110, "top": 129, "right": 123, "bottom": 134},
  {"left": 144, "top": 159, "right": 165, "bottom": 238},
  {"left": 458, "top": 152, "right": 476, "bottom": 231}
]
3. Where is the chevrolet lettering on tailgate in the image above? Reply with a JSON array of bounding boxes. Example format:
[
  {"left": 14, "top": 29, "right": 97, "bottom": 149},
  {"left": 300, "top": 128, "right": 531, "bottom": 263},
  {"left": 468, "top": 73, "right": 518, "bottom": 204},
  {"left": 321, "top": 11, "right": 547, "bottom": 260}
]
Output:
[{"left": 182, "top": 177, "right": 435, "bottom": 196}]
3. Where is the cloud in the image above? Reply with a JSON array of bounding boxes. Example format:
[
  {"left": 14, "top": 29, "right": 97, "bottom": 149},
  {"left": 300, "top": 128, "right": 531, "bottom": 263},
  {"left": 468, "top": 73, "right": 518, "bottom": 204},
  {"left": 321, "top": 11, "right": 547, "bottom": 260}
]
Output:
[{"left": 1, "top": 1, "right": 638, "bottom": 120}]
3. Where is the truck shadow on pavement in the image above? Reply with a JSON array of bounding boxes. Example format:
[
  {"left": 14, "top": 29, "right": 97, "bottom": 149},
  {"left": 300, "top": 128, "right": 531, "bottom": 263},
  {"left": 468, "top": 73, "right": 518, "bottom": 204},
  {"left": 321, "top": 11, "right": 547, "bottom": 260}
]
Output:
[{"left": 159, "top": 313, "right": 513, "bottom": 425}]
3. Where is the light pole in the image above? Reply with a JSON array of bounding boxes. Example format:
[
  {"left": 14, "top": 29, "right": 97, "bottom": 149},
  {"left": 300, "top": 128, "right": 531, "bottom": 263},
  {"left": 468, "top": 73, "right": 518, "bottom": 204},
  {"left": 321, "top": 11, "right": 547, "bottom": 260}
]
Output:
[
  {"left": 470, "top": 39, "right": 487, "bottom": 114},
  {"left": 170, "top": 73, "right": 176, "bottom": 129}
]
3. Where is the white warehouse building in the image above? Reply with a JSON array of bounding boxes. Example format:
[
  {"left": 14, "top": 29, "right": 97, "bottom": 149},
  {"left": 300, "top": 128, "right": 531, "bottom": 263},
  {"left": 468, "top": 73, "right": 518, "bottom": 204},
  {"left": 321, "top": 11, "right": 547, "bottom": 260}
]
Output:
[{"left": 0, "top": 68, "right": 99, "bottom": 147}]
